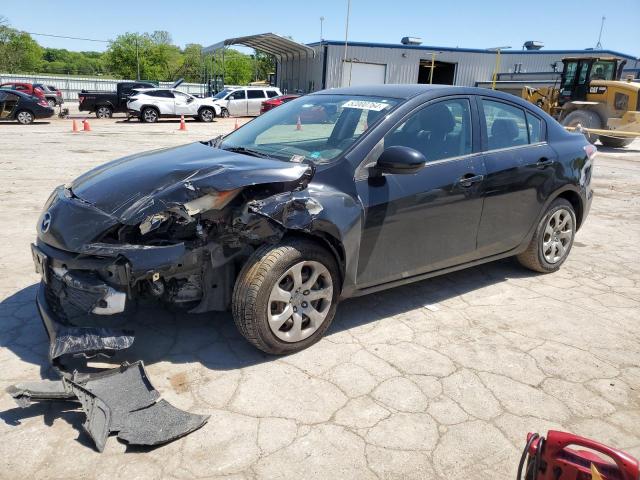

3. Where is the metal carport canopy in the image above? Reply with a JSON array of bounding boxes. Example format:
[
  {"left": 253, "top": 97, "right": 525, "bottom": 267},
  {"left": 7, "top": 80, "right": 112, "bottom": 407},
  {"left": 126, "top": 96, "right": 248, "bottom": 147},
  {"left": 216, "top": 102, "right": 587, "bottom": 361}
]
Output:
[{"left": 203, "top": 33, "right": 315, "bottom": 59}]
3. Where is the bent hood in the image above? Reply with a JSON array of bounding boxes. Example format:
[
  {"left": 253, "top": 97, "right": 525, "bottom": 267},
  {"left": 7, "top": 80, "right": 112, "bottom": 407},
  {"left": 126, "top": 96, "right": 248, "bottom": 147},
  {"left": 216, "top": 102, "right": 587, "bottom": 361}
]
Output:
[{"left": 70, "top": 142, "right": 312, "bottom": 224}]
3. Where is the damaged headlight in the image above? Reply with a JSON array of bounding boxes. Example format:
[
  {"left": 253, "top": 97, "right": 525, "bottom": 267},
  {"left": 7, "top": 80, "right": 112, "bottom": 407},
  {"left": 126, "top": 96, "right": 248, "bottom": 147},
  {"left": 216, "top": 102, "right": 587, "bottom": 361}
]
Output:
[{"left": 138, "top": 189, "right": 241, "bottom": 235}]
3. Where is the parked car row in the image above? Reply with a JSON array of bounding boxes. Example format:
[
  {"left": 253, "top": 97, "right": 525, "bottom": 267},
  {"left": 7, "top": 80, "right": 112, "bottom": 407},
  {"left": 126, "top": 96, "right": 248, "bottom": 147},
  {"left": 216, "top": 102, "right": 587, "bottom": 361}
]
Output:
[{"left": 0, "top": 79, "right": 293, "bottom": 125}]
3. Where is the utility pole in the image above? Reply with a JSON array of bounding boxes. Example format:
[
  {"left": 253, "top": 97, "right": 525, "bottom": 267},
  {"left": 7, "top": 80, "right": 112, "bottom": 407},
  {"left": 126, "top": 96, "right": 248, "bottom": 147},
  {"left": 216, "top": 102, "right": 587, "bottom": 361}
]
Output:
[
  {"left": 320, "top": 16, "right": 325, "bottom": 41},
  {"left": 596, "top": 15, "right": 606, "bottom": 49}
]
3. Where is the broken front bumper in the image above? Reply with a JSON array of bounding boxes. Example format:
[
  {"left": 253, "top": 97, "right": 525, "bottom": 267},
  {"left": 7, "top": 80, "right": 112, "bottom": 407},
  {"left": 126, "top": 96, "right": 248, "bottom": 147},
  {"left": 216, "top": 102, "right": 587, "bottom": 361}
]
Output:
[{"left": 31, "top": 242, "right": 135, "bottom": 362}]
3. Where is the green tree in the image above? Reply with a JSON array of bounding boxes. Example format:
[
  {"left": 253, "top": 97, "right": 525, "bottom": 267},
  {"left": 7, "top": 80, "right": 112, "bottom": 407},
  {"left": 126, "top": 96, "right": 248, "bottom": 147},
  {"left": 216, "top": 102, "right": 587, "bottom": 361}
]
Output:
[{"left": 0, "top": 20, "right": 43, "bottom": 73}]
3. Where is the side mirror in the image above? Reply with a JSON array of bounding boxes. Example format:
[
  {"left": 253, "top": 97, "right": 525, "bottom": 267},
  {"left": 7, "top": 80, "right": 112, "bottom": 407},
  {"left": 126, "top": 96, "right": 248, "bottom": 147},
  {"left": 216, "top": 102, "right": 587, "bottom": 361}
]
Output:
[{"left": 375, "top": 146, "right": 426, "bottom": 175}]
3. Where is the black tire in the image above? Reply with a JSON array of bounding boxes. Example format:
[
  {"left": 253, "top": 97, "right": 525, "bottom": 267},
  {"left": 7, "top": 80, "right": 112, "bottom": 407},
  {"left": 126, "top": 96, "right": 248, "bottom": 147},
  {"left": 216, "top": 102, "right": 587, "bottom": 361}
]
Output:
[
  {"left": 232, "top": 238, "right": 341, "bottom": 355},
  {"left": 561, "top": 109, "right": 602, "bottom": 144},
  {"left": 95, "top": 105, "right": 113, "bottom": 119},
  {"left": 220, "top": 108, "right": 230, "bottom": 118},
  {"left": 198, "top": 107, "right": 215, "bottom": 122},
  {"left": 599, "top": 135, "right": 634, "bottom": 148},
  {"left": 517, "top": 198, "right": 577, "bottom": 273},
  {"left": 141, "top": 107, "right": 159, "bottom": 123},
  {"left": 47, "top": 99, "right": 56, "bottom": 108},
  {"left": 15, "top": 110, "right": 34, "bottom": 125}
]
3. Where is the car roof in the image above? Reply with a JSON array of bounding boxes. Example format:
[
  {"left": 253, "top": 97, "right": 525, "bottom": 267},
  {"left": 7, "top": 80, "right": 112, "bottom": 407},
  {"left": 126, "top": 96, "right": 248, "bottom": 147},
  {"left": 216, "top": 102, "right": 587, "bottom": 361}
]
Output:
[{"left": 0, "top": 88, "right": 32, "bottom": 99}]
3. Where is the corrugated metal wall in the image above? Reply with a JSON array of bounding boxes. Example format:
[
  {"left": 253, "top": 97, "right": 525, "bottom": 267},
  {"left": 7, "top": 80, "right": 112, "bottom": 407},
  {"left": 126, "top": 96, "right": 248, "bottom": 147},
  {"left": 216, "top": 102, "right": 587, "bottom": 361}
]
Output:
[
  {"left": 0, "top": 73, "right": 207, "bottom": 100},
  {"left": 279, "top": 44, "right": 639, "bottom": 91}
]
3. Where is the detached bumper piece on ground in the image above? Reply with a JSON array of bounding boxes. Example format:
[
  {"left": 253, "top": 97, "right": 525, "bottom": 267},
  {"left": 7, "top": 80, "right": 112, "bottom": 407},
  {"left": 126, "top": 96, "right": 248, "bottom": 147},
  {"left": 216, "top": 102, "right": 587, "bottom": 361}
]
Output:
[{"left": 6, "top": 361, "right": 209, "bottom": 452}]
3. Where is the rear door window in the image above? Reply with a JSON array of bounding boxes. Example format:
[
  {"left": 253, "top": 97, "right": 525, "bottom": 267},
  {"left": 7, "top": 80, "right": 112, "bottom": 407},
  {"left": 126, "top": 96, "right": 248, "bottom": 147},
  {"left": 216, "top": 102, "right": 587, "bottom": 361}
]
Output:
[
  {"left": 247, "top": 90, "right": 266, "bottom": 99},
  {"left": 481, "top": 99, "right": 529, "bottom": 150},
  {"left": 526, "top": 112, "right": 544, "bottom": 143}
]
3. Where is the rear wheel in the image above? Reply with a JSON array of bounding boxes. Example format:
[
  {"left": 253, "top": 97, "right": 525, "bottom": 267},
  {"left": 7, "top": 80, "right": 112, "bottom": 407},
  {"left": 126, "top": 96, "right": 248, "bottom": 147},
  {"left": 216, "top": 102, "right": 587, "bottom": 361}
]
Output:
[
  {"left": 198, "top": 107, "right": 215, "bottom": 122},
  {"left": 47, "top": 99, "right": 56, "bottom": 108},
  {"left": 561, "top": 109, "right": 602, "bottom": 144},
  {"left": 517, "top": 198, "right": 576, "bottom": 273},
  {"left": 16, "top": 110, "right": 34, "bottom": 125},
  {"left": 95, "top": 106, "right": 113, "bottom": 119},
  {"left": 599, "top": 135, "right": 634, "bottom": 148},
  {"left": 141, "top": 107, "right": 159, "bottom": 123},
  {"left": 232, "top": 238, "right": 340, "bottom": 354}
]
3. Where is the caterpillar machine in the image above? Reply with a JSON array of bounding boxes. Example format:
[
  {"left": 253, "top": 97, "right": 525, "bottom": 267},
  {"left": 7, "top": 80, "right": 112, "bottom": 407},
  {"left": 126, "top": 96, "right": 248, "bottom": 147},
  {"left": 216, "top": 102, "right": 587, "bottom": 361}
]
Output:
[{"left": 522, "top": 56, "right": 640, "bottom": 147}]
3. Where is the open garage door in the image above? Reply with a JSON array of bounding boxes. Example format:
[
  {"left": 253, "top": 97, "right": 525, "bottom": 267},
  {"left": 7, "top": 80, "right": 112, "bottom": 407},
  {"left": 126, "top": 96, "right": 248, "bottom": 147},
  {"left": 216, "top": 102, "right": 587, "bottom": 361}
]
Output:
[{"left": 342, "top": 62, "right": 386, "bottom": 87}]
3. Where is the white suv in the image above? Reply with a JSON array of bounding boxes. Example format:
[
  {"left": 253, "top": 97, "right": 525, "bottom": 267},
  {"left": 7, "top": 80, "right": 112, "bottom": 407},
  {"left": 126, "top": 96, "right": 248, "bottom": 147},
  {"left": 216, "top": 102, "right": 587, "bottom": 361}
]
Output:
[
  {"left": 127, "top": 88, "right": 222, "bottom": 123},
  {"left": 212, "top": 87, "right": 282, "bottom": 117}
]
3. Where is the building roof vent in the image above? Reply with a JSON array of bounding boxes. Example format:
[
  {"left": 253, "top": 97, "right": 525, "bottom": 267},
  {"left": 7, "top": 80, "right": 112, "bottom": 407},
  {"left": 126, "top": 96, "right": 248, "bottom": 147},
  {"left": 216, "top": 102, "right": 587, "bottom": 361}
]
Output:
[
  {"left": 401, "top": 37, "right": 422, "bottom": 45},
  {"left": 523, "top": 41, "right": 544, "bottom": 50}
]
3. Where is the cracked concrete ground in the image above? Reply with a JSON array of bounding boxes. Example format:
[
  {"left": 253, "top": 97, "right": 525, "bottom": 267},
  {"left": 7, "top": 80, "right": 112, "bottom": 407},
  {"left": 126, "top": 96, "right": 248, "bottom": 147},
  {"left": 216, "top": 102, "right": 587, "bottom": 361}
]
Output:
[{"left": 0, "top": 110, "right": 639, "bottom": 479}]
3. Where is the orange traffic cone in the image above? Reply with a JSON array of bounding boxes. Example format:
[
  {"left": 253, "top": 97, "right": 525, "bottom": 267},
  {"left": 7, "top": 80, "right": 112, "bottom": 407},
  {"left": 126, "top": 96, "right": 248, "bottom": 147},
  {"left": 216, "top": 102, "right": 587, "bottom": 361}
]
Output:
[
  {"left": 82, "top": 119, "right": 91, "bottom": 131},
  {"left": 296, "top": 116, "right": 302, "bottom": 131},
  {"left": 179, "top": 115, "right": 187, "bottom": 131},
  {"left": 72, "top": 120, "right": 79, "bottom": 133},
  {"left": 234, "top": 118, "right": 240, "bottom": 130}
]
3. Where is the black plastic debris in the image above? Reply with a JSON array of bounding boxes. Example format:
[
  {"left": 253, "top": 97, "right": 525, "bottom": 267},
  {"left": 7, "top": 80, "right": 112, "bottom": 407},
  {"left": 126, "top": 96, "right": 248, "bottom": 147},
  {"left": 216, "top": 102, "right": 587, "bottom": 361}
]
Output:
[{"left": 6, "top": 361, "right": 209, "bottom": 452}]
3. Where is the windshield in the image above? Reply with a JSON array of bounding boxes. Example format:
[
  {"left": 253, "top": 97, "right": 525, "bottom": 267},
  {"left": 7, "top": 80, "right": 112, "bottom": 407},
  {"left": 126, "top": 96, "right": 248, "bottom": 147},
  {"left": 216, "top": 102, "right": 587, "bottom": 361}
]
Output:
[
  {"left": 213, "top": 89, "right": 233, "bottom": 99},
  {"left": 219, "top": 94, "right": 400, "bottom": 164}
]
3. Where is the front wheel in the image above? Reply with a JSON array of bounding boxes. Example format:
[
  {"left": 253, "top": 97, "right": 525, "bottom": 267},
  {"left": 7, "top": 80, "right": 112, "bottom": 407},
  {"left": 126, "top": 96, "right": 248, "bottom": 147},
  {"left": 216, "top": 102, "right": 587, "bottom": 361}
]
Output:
[
  {"left": 16, "top": 110, "right": 34, "bottom": 125},
  {"left": 517, "top": 198, "right": 576, "bottom": 273},
  {"left": 220, "top": 108, "right": 230, "bottom": 118},
  {"left": 47, "top": 99, "right": 56, "bottom": 108},
  {"left": 232, "top": 238, "right": 340, "bottom": 354},
  {"left": 561, "top": 110, "right": 601, "bottom": 144}
]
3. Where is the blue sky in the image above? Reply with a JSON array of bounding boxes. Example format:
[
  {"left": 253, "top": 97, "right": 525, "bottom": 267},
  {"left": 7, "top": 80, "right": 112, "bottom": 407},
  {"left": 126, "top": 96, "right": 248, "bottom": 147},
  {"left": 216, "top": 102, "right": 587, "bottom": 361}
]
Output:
[{"left": 4, "top": 0, "right": 639, "bottom": 56}]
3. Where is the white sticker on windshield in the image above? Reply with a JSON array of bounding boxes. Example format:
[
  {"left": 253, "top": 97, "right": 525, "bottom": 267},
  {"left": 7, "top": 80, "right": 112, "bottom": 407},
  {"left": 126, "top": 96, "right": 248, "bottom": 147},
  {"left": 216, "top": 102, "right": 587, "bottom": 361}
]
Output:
[
  {"left": 342, "top": 100, "right": 389, "bottom": 111},
  {"left": 290, "top": 155, "right": 305, "bottom": 163}
]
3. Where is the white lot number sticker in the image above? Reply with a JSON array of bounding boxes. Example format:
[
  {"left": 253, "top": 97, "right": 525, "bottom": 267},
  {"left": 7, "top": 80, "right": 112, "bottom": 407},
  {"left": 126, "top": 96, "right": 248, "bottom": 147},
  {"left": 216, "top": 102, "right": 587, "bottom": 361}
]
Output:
[{"left": 342, "top": 100, "right": 389, "bottom": 111}]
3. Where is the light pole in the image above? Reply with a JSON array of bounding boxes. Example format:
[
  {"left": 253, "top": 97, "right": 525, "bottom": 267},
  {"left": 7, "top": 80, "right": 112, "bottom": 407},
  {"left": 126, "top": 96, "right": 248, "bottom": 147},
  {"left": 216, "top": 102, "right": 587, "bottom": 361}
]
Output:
[
  {"left": 135, "top": 34, "right": 140, "bottom": 80},
  {"left": 320, "top": 16, "right": 325, "bottom": 41},
  {"left": 488, "top": 46, "right": 511, "bottom": 90},
  {"left": 343, "top": 0, "right": 351, "bottom": 86}
]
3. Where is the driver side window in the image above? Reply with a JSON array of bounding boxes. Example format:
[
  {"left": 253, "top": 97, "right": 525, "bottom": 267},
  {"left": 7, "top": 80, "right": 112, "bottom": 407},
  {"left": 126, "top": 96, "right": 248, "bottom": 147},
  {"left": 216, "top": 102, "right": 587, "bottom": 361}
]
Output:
[
  {"left": 229, "top": 90, "right": 246, "bottom": 100},
  {"left": 384, "top": 99, "right": 472, "bottom": 162}
]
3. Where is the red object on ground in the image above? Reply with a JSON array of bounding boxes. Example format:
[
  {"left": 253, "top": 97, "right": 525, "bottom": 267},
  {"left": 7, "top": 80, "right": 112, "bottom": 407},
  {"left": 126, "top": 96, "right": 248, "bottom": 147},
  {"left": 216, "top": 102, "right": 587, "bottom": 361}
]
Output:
[
  {"left": 72, "top": 120, "right": 79, "bottom": 133},
  {"left": 523, "top": 431, "right": 639, "bottom": 480},
  {"left": 0, "top": 82, "right": 46, "bottom": 100},
  {"left": 179, "top": 115, "right": 186, "bottom": 131},
  {"left": 82, "top": 119, "right": 91, "bottom": 132},
  {"left": 234, "top": 119, "right": 239, "bottom": 130},
  {"left": 296, "top": 115, "right": 302, "bottom": 131}
]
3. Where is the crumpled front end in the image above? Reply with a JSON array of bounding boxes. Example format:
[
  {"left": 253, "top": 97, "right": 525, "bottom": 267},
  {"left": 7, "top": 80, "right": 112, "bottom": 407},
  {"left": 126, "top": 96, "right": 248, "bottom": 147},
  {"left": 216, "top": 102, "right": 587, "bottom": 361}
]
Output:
[{"left": 31, "top": 143, "right": 327, "bottom": 363}]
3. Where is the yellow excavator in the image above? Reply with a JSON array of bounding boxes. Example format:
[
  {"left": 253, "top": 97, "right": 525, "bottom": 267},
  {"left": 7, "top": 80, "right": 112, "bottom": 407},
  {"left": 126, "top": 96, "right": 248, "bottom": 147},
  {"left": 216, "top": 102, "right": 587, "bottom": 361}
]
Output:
[{"left": 522, "top": 56, "right": 640, "bottom": 147}]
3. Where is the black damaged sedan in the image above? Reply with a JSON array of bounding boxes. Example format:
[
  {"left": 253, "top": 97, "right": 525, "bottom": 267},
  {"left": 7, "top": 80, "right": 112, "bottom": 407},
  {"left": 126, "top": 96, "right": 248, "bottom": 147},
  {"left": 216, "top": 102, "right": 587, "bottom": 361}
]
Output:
[{"left": 33, "top": 85, "right": 594, "bottom": 359}]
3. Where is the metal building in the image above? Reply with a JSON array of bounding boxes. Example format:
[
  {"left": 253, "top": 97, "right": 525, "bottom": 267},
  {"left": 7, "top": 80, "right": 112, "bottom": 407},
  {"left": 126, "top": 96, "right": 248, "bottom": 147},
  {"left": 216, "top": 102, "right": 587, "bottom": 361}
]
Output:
[
  {"left": 282, "top": 40, "right": 639, "bottom": 93},
  {"left": 204, "top": 34, "right": 638, "bottom": 94}
]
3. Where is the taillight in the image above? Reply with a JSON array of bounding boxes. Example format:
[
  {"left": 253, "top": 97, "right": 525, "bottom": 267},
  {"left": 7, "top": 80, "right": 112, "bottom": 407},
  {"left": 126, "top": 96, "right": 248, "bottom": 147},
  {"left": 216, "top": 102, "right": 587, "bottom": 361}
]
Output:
[{"left": 584, "top": 144, "right": 597, "bottom": 160}]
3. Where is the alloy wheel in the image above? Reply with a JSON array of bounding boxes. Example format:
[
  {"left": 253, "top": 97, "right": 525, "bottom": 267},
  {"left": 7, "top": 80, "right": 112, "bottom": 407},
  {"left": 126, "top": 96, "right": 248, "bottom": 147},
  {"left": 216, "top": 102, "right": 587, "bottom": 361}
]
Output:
[
  {"left": 200, "top": 109, "right": 214, "bottom": 122},
  {"left": 17, "top": 111, "right": 33, "bottom": 124},
  {"left": 143, "top": 109, "right": 158, "bottom": 123},
  {"left": 97, "top": 107, "right": 111, "bottom": 119},
  {"left": 268, "top": 261, "right": 333, "bottom": 342},
  {"left": 542, "top": 208, "right": 573, "bottom": 264}
]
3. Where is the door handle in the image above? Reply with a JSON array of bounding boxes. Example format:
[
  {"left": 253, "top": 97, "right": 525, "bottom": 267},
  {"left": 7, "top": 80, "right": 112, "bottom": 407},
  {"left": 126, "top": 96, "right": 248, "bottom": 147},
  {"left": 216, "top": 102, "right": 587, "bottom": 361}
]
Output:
[
  {"left": 457, "top": 174, "right": 484, "bottom": 188},
  {"left": 536, "top": 157, "right": 554, "bottom": 168}
]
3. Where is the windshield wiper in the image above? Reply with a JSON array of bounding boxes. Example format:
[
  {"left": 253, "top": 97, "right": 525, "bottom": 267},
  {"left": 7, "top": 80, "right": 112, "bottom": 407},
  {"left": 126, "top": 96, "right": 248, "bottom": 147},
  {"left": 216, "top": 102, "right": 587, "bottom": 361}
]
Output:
[{"left": 222, "top": 146, "right": 272, "bottom": 159}]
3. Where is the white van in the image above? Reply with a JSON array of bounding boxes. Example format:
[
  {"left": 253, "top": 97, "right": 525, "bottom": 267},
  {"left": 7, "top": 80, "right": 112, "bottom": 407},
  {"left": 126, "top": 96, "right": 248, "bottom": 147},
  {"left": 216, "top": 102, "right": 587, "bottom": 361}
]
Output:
[{"left": 212, "top": 87, "right": 282, "bottom": 117}]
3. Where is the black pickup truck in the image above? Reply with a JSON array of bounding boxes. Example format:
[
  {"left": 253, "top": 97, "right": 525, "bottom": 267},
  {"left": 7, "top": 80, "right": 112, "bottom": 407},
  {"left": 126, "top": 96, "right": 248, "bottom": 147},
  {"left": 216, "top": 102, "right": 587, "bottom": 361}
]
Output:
[{"left": 78, "top": 81, "right": 156, "bottom": 118}]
